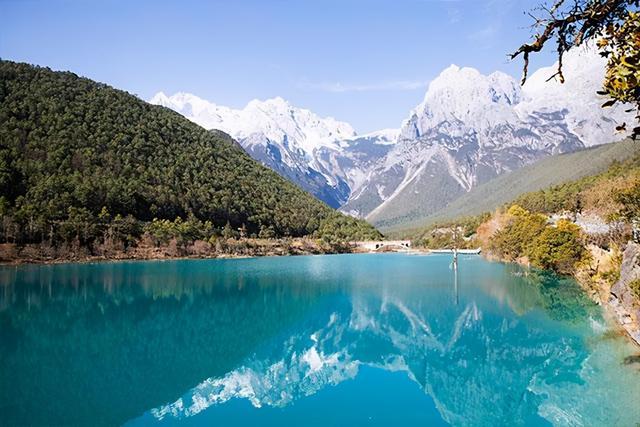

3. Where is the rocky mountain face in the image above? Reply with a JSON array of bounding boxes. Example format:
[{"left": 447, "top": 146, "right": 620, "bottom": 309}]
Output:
[
  {"left": 151, "top": 44, "right": 634, "bottom": 225},
  {"left": 387, "top": 139, "right": 640, "bottom": 233},
  {"left": 345, "top": 45, "right": 635, "bottom": 228}
]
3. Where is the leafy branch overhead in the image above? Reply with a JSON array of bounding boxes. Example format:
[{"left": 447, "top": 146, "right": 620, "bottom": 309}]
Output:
[{"left": 511, "top": 0, "right": 640, "bottom": 137}]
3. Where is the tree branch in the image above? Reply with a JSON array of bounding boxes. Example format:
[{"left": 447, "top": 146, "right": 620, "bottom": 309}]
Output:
[{"left": 510, "top": 0, "right": 630, "bottom": 84}]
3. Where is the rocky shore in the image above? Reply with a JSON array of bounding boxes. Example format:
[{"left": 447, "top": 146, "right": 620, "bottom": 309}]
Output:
[{"left": 608, "top": 242, "right": 640, "bottom": 345}]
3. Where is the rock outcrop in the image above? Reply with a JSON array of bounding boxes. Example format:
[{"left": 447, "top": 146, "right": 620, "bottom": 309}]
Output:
[{"left": 610, "top": 242, "right": 640, "bottom": 345}]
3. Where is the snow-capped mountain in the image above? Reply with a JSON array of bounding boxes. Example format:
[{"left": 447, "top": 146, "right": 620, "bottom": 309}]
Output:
[
  {"left": 150, "top": 93, "right": 396, "bottom": 207},
  {"left": 151, "top": 43, "right": 633, "bottom": 225},
  {"left": 342, "top": 43, "right": 634, "bottom": 227}
]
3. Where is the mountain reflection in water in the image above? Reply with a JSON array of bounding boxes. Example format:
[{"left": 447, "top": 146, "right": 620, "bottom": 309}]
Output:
[{"left": 1, "top": 254, "right": 639, "bottom": 426}]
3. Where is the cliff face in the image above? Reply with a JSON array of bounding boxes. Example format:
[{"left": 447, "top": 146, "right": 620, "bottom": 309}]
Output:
[{"left": 610, "top": 242, "right": 640, "bottom": 345}]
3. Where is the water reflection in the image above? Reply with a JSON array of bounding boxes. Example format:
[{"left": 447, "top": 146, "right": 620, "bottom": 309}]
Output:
[
  {"left": 1, "top": 255, "right": 638, "bottom": 426},
  {"left": 139, "top": 288, "right": 585, "bottom": 425}
]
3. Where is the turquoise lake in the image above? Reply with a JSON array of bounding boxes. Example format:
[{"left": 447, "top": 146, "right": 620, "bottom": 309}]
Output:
[{"left": 1, "top": 253, "right": 639, "bottom": 426}]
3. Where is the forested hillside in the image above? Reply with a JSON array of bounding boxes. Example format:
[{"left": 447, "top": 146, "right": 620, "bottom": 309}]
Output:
[
  {"left": 0, "top": 60, "right": 380, "bottom": 254},
  {"left": 510, "top": 155, "right": 640, "bottom": 219}
]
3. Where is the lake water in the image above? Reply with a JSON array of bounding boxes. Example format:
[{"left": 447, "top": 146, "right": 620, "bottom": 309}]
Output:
[{"left": 1, "top": 254, "right": 639, "bottom": 426}]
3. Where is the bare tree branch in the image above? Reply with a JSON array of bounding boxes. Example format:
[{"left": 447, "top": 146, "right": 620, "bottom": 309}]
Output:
[
  {"left": 510, "top": 0, "right": 640, "bottom": 138},
  {"left": 510, "top": 0, "right": 632, "bottom": 84}
]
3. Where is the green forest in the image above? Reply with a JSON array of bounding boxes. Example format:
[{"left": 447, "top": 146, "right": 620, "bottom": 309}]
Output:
[{"left": 0, "top": 60, "right": 381, "bottom": 253}]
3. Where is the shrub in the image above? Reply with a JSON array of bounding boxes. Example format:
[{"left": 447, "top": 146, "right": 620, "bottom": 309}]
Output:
[
  {"left": 630, "top": 279, "right": 640, "bottom": 299},
  {"left": 489, "top": 205, "right": 547, "bottom": 261},
  {"left": 616, "top": 181, "right": 640, "bottom": 222},
  {"left": 144, "top": 216, "right": 217, "bottom": 245},
  {"left": 528, "top": 220, "right": 588, "bottom": 274}
]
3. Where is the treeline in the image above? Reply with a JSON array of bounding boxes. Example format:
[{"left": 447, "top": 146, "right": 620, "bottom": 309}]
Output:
[{"left": 0, "top": 60, "right": 380, "bottom": 253}]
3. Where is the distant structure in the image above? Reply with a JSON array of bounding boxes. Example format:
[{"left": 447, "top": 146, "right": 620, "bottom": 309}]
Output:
[
  {"left": 352, "top": 240, "right": 411, "bottom": 251},
  {"left": 430, "top": 248, "right": 481, "bottom": 254}
]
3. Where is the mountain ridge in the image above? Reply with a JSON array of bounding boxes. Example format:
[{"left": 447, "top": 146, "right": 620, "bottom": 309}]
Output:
[
  {"left": 355, "top": 43, "right": 634, "bottom": 226},
  {"left": 150, "top": 91, "right": 374, "bottom": 207},
  {"left": 151, "top": 43, "right": 634, "bottom": 222}
]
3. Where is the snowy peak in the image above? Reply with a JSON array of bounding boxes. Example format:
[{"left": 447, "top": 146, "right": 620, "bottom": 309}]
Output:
[
  {"left": 248, "top": 95, "right": 290, "bottom": 108},
  {"left": 345, "top": 43, "right": 635, "bottom": 224},
  {"left": 150, "top": 92, "right": 367, "bottom": 208},
  {"left": 242, "top": 97, "right": 356, "bottom": 153},
  {"left": 149, "top": 91, "right": 171, "bottom": 107},
  {"left": 150, "top": 91, "right": 217, "bottom": 115},
  {"left": 399, "top": 42, "right": 631, "bottom": 147},
  {"left": 401, "top": 65, "right": 522, "bottom": 140},
  {"left": 517, "top": 42, "right": 632, "bottom": 147},
  {"left": 150, "top": 42, "right": 634, "bottom": 221},
  {"left": 150, "top": 92, "right": 356, "bottom": 154},
  {"left": 424, "top": 65, "right": 521, "bottom": 107},
  {"left": 522, "top": 42, "right": 605, "bottom": 97}
]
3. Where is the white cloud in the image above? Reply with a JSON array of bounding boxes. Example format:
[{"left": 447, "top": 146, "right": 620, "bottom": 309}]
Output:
[
  {"left": 467, "top": 24, "right": 497, "bottom": 41},
  {"left": 447, "top": 7, "right": 462, "bottom": 24},
  {"left": 298, "top": 79, "right": 430, "bottom": 93}
]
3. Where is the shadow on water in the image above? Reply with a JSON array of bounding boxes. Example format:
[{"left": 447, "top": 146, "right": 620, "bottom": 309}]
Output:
[
  {"left": 519, "top": 268, "right": 599, "bottom": 323},
  {"left": 624, "top": 354, "right": 640, "bottom": 365}
]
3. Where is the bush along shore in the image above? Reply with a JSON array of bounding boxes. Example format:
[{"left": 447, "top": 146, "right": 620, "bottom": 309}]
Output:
[
  {"left": 485, "top": 206, "right": 640, "bottom": 345},
  {"left": 411, "top": 156, "right": 640, "bottom": 346},
  {"left": 415, "top": 206, "right": 640, "bottom": 345}
]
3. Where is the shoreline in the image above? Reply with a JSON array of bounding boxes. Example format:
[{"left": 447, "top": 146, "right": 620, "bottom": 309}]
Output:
[
  {"left": 0, "top": 248, "right": 422, "bottom": 267},
  {"left": 0, "top": 239, "right": 381, "bottom": 266},
  {"left": 606, "top": 296, "right": 640, "bottom": 348},
  {"left": 0, "top": 250, "right": 372, "bottom": 267},
  {"left": 0, "top": 253, "right": 257, "bottom": 267}
]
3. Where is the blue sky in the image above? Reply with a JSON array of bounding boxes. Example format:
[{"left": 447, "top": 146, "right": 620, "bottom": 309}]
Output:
[{"left": 1, "top": 0, "right": 556, "bottom": 133}]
